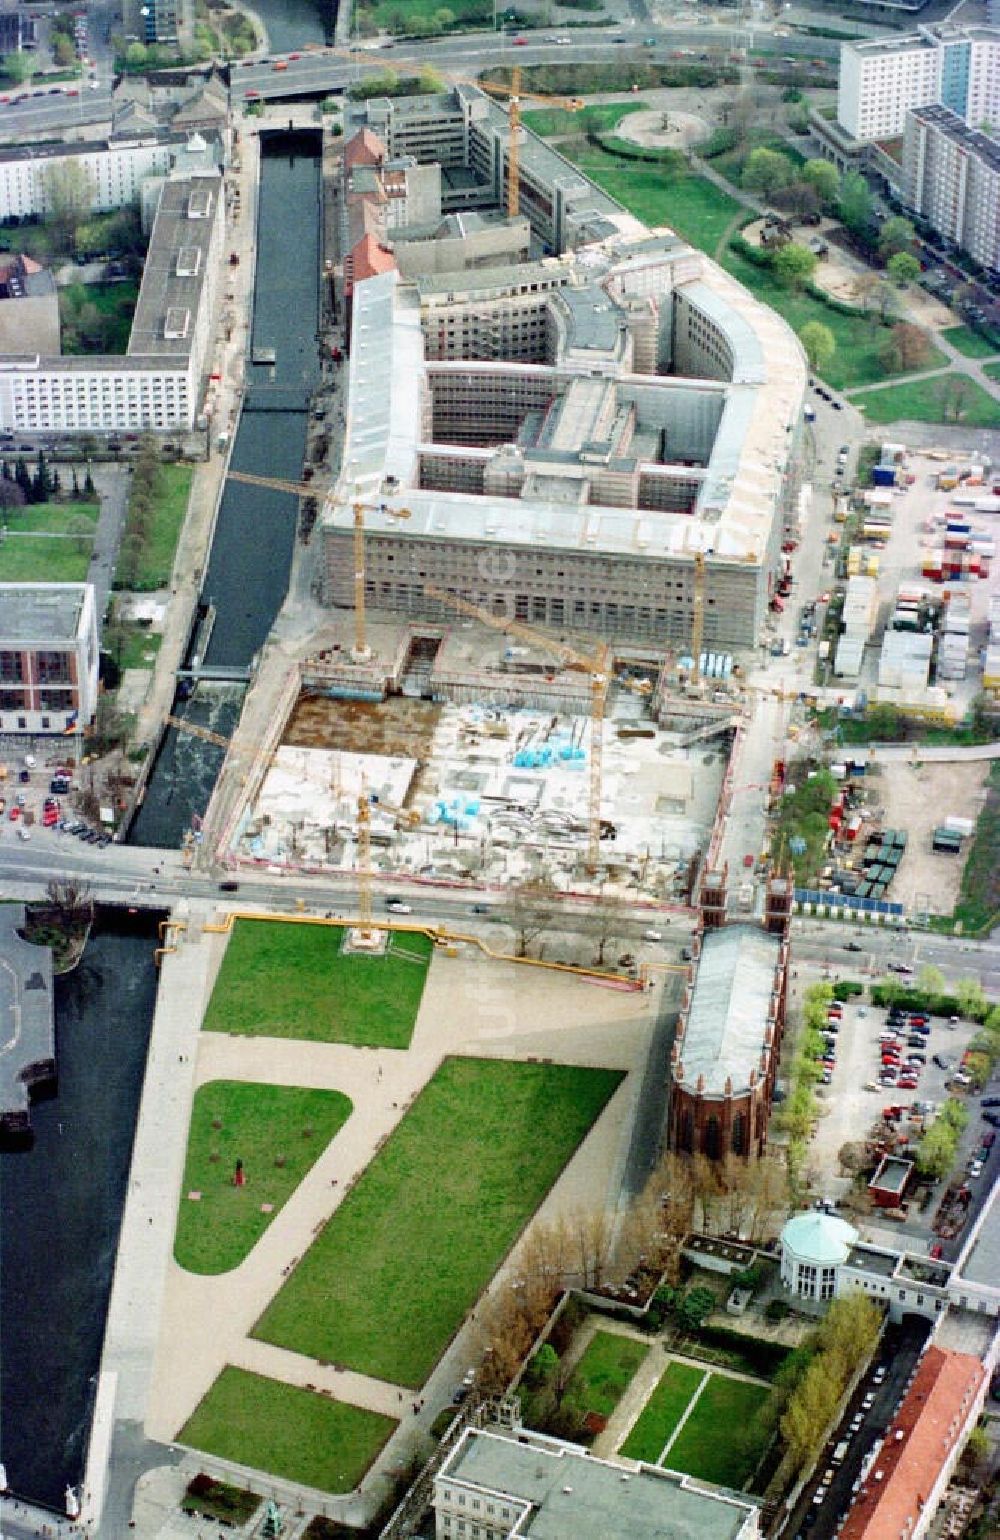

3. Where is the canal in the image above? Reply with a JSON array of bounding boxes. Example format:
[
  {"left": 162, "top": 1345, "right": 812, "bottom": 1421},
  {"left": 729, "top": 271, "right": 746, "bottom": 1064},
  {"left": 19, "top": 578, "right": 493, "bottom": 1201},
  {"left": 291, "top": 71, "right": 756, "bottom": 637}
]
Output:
[
  {"left": 255, "top": 0, "right": 328, "bottom": 52},
  {"left": 130, "top": 129, "right": 323, "bottom": 848},
  {"left": 0, "top": 910, "right": 162, "bottom": 1512}
]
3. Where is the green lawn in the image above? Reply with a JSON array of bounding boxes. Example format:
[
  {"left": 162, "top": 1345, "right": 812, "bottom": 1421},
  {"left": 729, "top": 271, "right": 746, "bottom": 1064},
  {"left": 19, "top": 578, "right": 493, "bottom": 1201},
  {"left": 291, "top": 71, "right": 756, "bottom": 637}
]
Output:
[
  {"left": 174, "top": 1080, "right": 353, "bottom": 1274},
  {"left": 203, "top": 920, "right": 434, "bottom": 1048},
  {"left": 619, "top": 1360, "right": 705, "bottom": 1464},
  {"left": 179, "top": 1367, "right": 397, "bottom": 1493},
  {"left": 941, "top": 324, "right": 1000, "bottom": 360},
  {"left": 360, "top": 0, "right": 491, "bottom": 29},
  {"left": 132, "top": 462, "right": 194, "bottom": 589},
  {"left": 722, "top": 246, "right": 945, "bottom": 389},
  {"left": 253, "top": 1057, "right": 624, "bottom": 1387},
  {"left": 522, "top": 101, "right": 645, "bottom": 140},
  {"left": 0, "top": 533, "right": 91, "bottom": 582},
  {"left": 560, "top": 137, "right": 742, "bottom": 254},
  {"left": 851, "top": 373, "right": 1000, "bottom": 427},
  {"left": 664, "top": 1372, "right": 772, "bottom": 1488},
  {"left": 116, "top": 626, "right": 162, "bottom": 670},
  {"left": 2, "top": 500, "right": 98, "bottom": 534},
  {"left": 566, "top": 1331, "right": 649, "bottom": 1420},
  {"left": 984, "top": 361, "right": 1000, "bottom": 384}
]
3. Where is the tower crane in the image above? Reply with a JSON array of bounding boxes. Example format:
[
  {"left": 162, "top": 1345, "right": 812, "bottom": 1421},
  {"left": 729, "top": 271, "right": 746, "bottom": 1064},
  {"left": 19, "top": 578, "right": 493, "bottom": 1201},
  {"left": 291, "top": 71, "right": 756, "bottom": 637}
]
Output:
[
  {"left": 226, "top": 469, "right": 411, "bottom": 663},
  {"left": 425, "top": 584, "right": 615, "bottom": 870}
]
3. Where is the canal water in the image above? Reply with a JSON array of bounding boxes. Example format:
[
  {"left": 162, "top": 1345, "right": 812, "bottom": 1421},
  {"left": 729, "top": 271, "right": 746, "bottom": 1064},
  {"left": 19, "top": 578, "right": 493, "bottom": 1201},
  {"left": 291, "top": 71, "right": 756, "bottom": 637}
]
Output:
[
  {"left": 130, "top": 129, "right": 323, "bottom": 848},
  {"left": 255, "top": 0, "right": 328, "bottom": 52},
  {"left": 0, "top": 910, "right": 161, "bottom": 1512}
]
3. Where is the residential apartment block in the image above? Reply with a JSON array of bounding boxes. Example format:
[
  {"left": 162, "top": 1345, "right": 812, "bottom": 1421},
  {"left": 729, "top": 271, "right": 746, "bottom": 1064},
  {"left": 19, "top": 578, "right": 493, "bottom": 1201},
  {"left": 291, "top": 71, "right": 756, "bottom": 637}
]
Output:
[
  {"left": 837, "top": 25, "right": 1000, "bottom": 142},
  {"left": 903, "top": 105, "right": 1000, "bottom": 273},
  {"left": 0, "top": 170, "right": 223, "bottom": 433},
  {"left": 433, "top": 1425, "right": 761, "bottom": 1539},
  {"left": 0, "top": 135, "right": 174, "bottom": 222},
  {"left": 0, "top": 583, "right": 99, "bottom": 735}
]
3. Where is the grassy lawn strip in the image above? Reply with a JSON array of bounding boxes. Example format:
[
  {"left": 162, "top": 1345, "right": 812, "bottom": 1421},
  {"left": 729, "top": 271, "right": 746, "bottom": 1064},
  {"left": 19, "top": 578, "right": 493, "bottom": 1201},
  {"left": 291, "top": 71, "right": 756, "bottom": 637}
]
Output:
[
  {"left": 179, "top": 1367, "right": 397, "bottom": 1493},
  {"left": 567, "top": 1331, "right": 649, "bottom": 1419},
  {"left": 174, "top": 1081, "right": 353, "bottom": 1275},
  {"left": 117, "top": 627, "right": 162, "bottom": 670},
  {"left": 135, "top": 462, "right": 194, "bottom": 589},
  {"left": 560, "top": 137, "right": 741, "bottom": 255},
  {"left": 2, "top": 501, "right": 98, "bottom": 534},
  {"left": 522, "top": 101, "right": 644, "bottom": 139},
  {"left": 941, "top": 325, "right": 999, "bottom": 360},
  {"left": 664, "top": 1372, "right": 772, "bottom": 1488},
  {"left": 619, "top": 1360, "right": 704, "bottom": 1464},
  {"left": 0, "top": 534, "right": 90, "bottom": 582},
  {"left": 850, "top": 373, "right": 1000, "bottom": 427},
  {"left": 982, "top": 361, "right": 1000, "bottom": 384},
  {"left": 203, "top": 920, "right": 433, "bottom": 1047},
  {"left": 722, "top": 245, "right": 943, "bottom": 390},
  {"left": 253, "top": 1057, "right": 624, "bottom": 1387}
]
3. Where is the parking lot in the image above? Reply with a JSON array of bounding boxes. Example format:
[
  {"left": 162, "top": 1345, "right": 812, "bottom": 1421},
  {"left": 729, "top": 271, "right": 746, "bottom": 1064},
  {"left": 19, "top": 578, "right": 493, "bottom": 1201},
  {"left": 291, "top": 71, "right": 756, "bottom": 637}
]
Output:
[{"left": 809, "top": 988, "right": 985, "bottom": 1206}]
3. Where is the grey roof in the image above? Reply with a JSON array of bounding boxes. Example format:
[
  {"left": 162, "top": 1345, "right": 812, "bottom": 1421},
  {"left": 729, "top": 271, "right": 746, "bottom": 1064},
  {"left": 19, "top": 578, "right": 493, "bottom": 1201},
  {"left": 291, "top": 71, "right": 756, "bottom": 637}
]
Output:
[
  {"left": 678, "top": 924, "right": 780, "bottom": 1096},
  {"left": 128, "top": 171, "right": 221, "bottom": 360},
  {"left": 438, "top": 1428, "right": 757, "bottom": 1540},
  {"left": 0, "top": 905, "right": 55, "bottom": 1127},
  {"left": 909, "top": 104, "right": 1000, "bottom": 175},
  {"left": 0, "top": 582, "right": 90, "bottom": 642},
  {"left": 954, "top": 1175, "right": 1000, "bottom": 1292}
]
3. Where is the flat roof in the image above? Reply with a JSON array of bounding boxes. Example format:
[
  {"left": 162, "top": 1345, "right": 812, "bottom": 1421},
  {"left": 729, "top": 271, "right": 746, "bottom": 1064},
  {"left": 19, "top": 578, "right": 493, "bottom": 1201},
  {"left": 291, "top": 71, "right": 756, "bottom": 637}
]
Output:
[
  {"left": 0, "top": 581, "right": 89, "bottom": 641},
  {"left": 910, "top": 104, "right": 1000, "bottom": 174},
  {"left": 127, "top": 171, "right": 221, "bottom": 360},
  {"left": 438, "top": 1428, "right": 756, "bottom": 1540},
  {"left": 954, "top": 1172, "right": 1000, "bottom": 1291},
  {"left": 677, "top": 924, "right": 781, "bottom": 1096},
  {"left": 870, "top": 1155, "right": 913, "bottom": 1195}
]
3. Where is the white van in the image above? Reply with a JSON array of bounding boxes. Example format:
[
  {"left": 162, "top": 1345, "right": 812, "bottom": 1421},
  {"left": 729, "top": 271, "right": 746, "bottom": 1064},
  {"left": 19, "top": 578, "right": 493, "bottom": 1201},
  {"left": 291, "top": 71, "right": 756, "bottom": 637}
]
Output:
[{"left": 832, "top": 1440, "right": 849, "bottom": 1465}]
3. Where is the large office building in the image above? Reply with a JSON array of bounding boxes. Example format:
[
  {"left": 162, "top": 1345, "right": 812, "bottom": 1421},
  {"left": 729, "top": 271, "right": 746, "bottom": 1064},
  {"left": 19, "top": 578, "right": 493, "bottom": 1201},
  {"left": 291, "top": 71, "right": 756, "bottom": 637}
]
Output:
[
  {"left": 433, "top": 1425, "right": 761, "bottom": 1539},
  {"left": 0, "top": 583, "right": 99, "bottom": 735},
  {"left": 837, "top": 25, "right": 1000, "bottom": 142},
  {"left": 902, "top": 106, "right": 1000, "bottom": 274},
  {"left": 0, "top": 134, "right": 175, "bottom": 222},
  {"left": 323, "top": 91, "right": 806, "bottom": 651},
  {"left": 0, "top": 170, "right": 223, "bottom": 433}
]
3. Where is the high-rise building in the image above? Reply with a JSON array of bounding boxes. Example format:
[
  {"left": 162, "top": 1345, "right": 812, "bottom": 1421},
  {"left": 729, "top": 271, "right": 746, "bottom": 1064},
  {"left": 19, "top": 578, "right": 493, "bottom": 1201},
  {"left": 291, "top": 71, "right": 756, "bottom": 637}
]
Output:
[
  {"left": 837, "top": 26, "right": 1000, "bottom": 142},
  {"left": 903, "top": 105, "right": 1000, "bottom": 274}
]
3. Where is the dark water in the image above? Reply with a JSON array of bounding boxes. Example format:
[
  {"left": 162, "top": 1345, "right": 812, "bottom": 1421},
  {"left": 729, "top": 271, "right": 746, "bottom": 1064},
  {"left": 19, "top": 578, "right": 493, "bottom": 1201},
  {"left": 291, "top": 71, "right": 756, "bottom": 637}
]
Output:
[
  {"left": 130, "top": 133, "right": 323, "bottom": 848},
  {"left": 0, "top": 911, "right": 161, "bottom": 1511},
  {"left": 255, "top": 0, "right": 329, "bottom": 52}
]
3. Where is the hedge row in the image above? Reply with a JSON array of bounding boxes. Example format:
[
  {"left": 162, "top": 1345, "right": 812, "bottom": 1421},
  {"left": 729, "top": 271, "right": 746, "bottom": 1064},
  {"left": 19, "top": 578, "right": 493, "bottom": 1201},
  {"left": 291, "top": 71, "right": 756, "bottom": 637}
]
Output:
[
  {"left": 588, "top": 129, "right": 685, "bottom": 170},
  {"left": 832, "top": 980, "right": 864, "bottom": 1000},
  {"left": 688, "top": 1324, "right": 794, "bottom": 1380},
  {"left": 870, "top": 984, "right": 991, "bottom": 1023}
]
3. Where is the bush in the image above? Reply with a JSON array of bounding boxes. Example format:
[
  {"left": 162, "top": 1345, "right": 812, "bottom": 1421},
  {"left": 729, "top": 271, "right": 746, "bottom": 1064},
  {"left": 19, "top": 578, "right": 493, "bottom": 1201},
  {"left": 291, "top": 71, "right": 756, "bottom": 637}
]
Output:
[
  {"left": 688, "top": 1325, "right": 794, "bottom": 1379},
  {"left": 765, "top": 1299, "right": 791, "bottom": 1323},
  {"left": 701, "top": 126, "right": 739, "bottom": 159},
  {"left": 832, "top": 980, "right": 864, "bottom": 1000}
]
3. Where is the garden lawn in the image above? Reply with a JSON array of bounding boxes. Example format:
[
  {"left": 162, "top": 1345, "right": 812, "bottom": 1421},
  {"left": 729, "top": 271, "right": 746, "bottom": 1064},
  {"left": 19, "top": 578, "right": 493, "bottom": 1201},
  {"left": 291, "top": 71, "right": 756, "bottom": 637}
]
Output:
[
  {"left": 664, "top": 1372, "right": 772, "bottom": 1488},
  {"left": 722, "top": 246, "right": 938, "bottom": 389},
  {"left": 1, "top": 501, "right": 98, "bottom": 534},
  {"left": 203, "top": 920, "right": 433, "bottom": 1047},
  {"left": 174, "top": 1080, "right": 353, "bottom": 1274},
  {"left": 361, "top": 0, "right": 491, "bottom": 29},
  {"left": 253, "top": 1057, "right": 623, "bottom": 1386},
  {"left": 562, "top": 138, "right": 741, "bottom": 254},
  {"left": 566, "top": 1330, "right": 648, "bottom": 1420},
  {"left": 983, "top": 361, "right": 1000, "bottom": 384},
  {"left": 0, "top": 534, "right": 90, "bottom": 582},
  {"left": 60, "top": 280, "right": 140, "bottom": 356},
  {"left": 522, "top": 101, "right": 645, "bottom": 139},
  {"left": 179, "top": 1367, "right": 397, "bottom": 1493},
  {"left": 941, "top": 324, "right": 1000, "bottom": 360},
  {"left": 851, "top": 373, "right": 1000, "bottom": 427},
  {"left": 133, "top": 462, "right": 194, "bottom": 589},
  {"left": 619, "top": 1360, "right": 704, "bottom": 1464},
  {"left": 116, "top": 627, "right": 162, "bottom": 670}
]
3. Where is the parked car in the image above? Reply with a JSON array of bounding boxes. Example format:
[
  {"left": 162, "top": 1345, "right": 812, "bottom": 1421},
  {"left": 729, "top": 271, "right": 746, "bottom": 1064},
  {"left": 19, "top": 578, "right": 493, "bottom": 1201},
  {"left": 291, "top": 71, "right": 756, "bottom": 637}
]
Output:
[
  {"left": 845, "top": 941, "right": 863, "bottom": 952},
  {"left": 981, "top": 1096, "right": 1000, "bottom": 1108}
]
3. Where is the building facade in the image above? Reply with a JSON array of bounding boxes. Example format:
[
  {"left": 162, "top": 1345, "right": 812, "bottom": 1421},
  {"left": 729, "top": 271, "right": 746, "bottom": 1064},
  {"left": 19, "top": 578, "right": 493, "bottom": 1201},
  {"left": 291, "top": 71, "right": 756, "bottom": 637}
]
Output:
[
  {"left": 837, "top": 26, "right": 1000, "bottom": 142},
  {"left": 0, "top": 583, "right": 99, "bottom": 735},
  {"left": 902, "top": 105, "right": 1000, "bottom": 274},
  {"left": 0, "top": 170, "right": 223, "bottom": 433},
  {"left": 0, "top": 135, "right": 173, "bottom": 221}
]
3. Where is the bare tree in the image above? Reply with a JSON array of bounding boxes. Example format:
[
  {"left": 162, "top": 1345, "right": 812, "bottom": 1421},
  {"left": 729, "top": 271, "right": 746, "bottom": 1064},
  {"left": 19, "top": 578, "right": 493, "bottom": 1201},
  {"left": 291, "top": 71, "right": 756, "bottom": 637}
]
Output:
[
  {"left": 506, "top": 873, "right": 557, "bottom": 958},
  {"left": 45, "top": 878, "right": 95, "bottom": 925},
  {"left": 591, "top": 882, "right": 627, "bottom": 967}
]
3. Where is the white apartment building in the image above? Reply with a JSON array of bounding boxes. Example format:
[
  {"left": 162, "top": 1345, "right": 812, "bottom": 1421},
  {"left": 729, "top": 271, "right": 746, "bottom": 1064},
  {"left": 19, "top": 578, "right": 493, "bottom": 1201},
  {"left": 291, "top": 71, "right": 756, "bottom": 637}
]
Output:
[
  {"left": 0, "top": 583, "right": 99, "bottom": 735},
  {"left": 837, "top": 26, "right": 1000, "bottom": 142},
  {"left": 0, "top": 136, "right": 173, "bottom": 221},
  {"left": 0, "top": 171, "right": 223, "bottom": 433},
  {"left": 903, "top": 105, "right": 1000, "bottom": 273}
]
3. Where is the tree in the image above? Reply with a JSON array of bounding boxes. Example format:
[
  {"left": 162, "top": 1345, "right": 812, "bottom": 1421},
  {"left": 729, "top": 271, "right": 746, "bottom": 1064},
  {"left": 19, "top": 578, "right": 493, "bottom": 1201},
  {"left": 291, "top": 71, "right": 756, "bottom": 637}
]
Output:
[
  {"left": 799, "top": 320, "right": 835, "bottom": 373},
  {"left": 772, "top": 242, "right": 818, "bottom": 290},
  {"left": 742, "top": 146, "right": 794, "bottom": 196},
  {"left": 40, "top": 160, "right": 96, "bottom": 256},
  {"left": 125, "top": 41, "right": 148, "bottom": 68},
  {"left": 916, "top": 964, "right": 945, "bottom": 997},
  {"left": 783, "top": 180, "right": 821, "bottom": 219},
  {"left": 887, "top": 251, "right": 920, "bottom": 288},
  {"left": 591, "top": 884, "right": 627, "bottom": 967},
  {"left": 878, "top": 215, "right": 915, "bottom": 258},
  {"left": 0, "top": 480, "right": 25, "bottom": 511},
  {"left": 3, "top": 53, "right": 33, "bottom": 85},
  {"left": 880, "top": 322, "right": 932, "bottom": 374},
  {"left": 837, "top": 171, "right": 873, "bottom": 237},
  {"left": 955, "top": 977, "right": 987, "bottom": 1021},
  {"left": 802, "top": 158, "right": 840, "bottom": 207},
  {"left": 941, "top": 375, "right": 975, "bottom": 423},
  {"left": 915, "top": 1119, "right": 958, "bottom": 1180},
  {"left": 52, "top": 32, "right": 77, "bottom": 67},
  {"left": 417, "top": 65, "right": 445, "bottom": 93},
  {"left": 506, "top": 874, "right": 557, "bottom": 958}
]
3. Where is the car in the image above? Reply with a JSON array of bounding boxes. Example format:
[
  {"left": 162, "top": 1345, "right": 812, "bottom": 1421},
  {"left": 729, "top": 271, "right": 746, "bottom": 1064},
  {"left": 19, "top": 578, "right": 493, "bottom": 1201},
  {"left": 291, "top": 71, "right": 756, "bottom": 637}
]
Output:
[
  {"left": 968, "top": 1159, "right": 984, "bottom": 1179},
  {"left": 219, "top": 879, "right": 239, "bottom": 892},
  {"left": 907, "top": 1036, "right": 926, "bottom": 1048},
  {"left": 845, "top": 941, "right": 863, "bottom": 952},
  {"left": 97, "top": 833, "right": 112, "bottom": 848},
  {"left": 981, "top": 1096, "right": 1000, "bottom": 1108},
  {"left": 850, "top": 1414, "right": 863, "bottom": 1432},
  {"left": 828, "top": 1004, "right": 843, "bottom": 1016},
  {"left": 513, "top": 33, "right": 527, "bottom": 43},
  {"left": 984, "top": 1112, "right": 1000, "bottom": 1130},
  {"left": 862, "top": 1392, "right": 875, "bottom": 1409},
  {"left": 898, "top": 1077, "right": 919, "bottom": 1090},
  {"left": 888, "top": 962, "right": 914, "bottom": 975},
  {"left": 66, "top": 88, "right": 79, "bottom": 96},
  {"left": 909, "top": 1014, "right": 928, "bottom": 1025},
  {"left": 680, "top": 947, "right": 692, "bottom": 962},
  {"left": 832, "top": 400, "right": 843, "bottom": 411},
  {"left": 8, "top": 805, "right": 19, "bottom": 821},
  {"left": 386, "top": 900, "right": 412, "bottom": 914},
  {"left": 907, "top": 1053, "right": 927, "bottom": 1066},
  {"left": 17, "top": 827, "right": 31, "bottom": 841},
  {"left": 643, "top": 929, "right": 663, "bottom": 942},
  {"left": 821, "top": 1069, "right": 833, "bottom": 1084},
  {"left": 983, "top": 1131, "right": 996, "bottom": 1148},
  {"left": 872, "top": 1365, "right": 887, "bottom": 1384}
]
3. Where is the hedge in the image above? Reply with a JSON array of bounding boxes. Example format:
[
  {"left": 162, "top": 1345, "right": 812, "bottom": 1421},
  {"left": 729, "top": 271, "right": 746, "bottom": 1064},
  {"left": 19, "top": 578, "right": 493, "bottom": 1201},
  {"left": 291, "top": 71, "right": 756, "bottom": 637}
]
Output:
[
  {"left": 870, "top": 984, "right": 990, "bottom": 1023},
  {"left": 684, "top": 1325, "right": 793, "bottom": 1380},
  {"left": 589, "top": 129, "right": 685, "bottom": 171},
  {"left": 832, "top": 980, "right": 864, "bottom": 1000}
]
